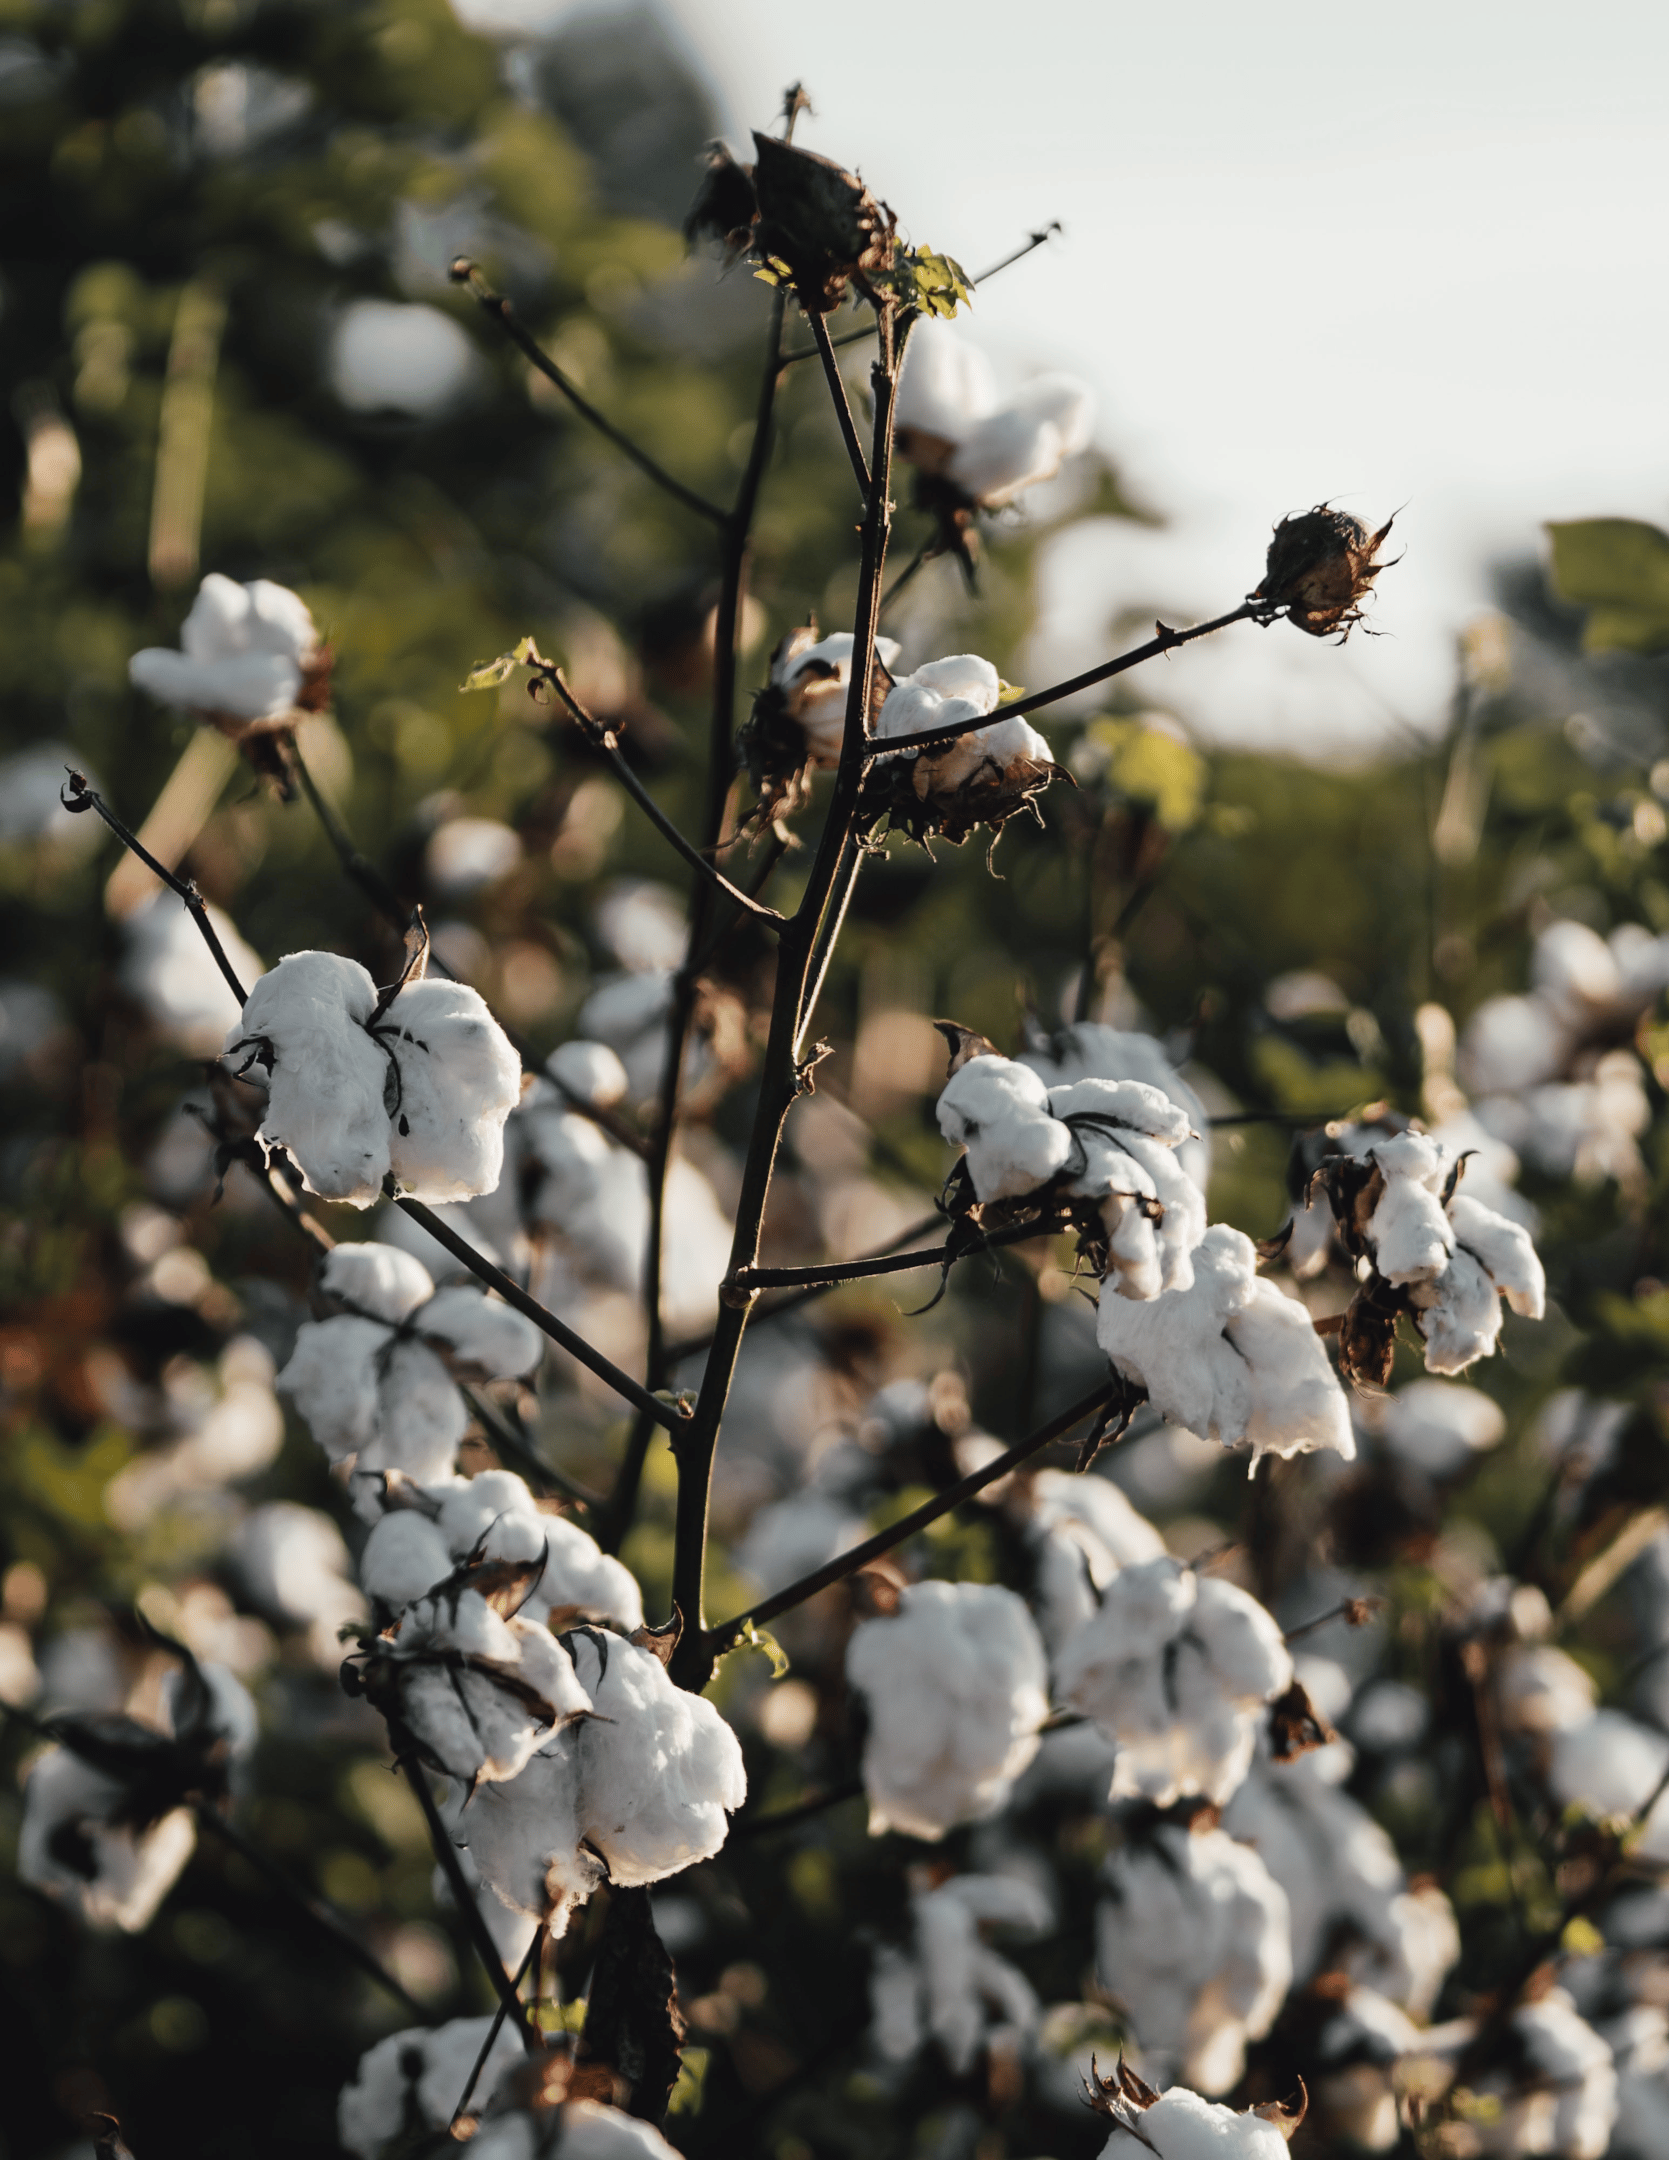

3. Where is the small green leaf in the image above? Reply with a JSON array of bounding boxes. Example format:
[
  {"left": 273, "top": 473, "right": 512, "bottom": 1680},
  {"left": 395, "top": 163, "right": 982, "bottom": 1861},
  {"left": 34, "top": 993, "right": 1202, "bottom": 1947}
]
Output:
[
  {"left": 1546, "top": 518, "right": 1669, "bottom": 654},
  {"left": 738, "top": 1618, "right": 791, "bottom": 1678},
  {"left": 898, "top": 246, "right": 972, "bottom": 320},
  {"left": 459, "top": 634, "right": 544, "bottom": 693},
  {"left": 666, "top": 2045, "right": 710, "bottom": 2117}
]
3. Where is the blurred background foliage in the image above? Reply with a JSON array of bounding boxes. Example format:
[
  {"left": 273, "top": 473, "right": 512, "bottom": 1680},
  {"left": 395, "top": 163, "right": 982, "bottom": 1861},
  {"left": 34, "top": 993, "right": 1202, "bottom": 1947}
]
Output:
[{"left": 6, "top": 3, "right": 1669, "bottom": 2158}]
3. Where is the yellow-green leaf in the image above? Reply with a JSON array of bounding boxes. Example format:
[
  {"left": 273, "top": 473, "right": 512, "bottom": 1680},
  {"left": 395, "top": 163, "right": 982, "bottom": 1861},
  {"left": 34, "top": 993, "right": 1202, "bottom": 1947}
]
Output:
[
  {"left": 737, "top": 1618, "right": 791, "bottom": 1678},
  {"left": 1546, "top": 518, "right": 1669, "bottom": 654},
  {"left": 459, "top": 634, "right": 544, "bottom": 692}
]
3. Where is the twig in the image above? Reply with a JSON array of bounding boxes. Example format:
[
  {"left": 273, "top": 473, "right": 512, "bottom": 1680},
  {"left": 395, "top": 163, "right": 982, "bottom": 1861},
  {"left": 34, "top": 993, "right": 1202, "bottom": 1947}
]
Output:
[
  {"left": 394, "top": 1196, "right": 688, "bottom": 1435},
  {"left": 878, "top": 535, "right": 935, "bottom": 618},
  {"left": 869, "top": 601, "right": 1261, "bottom": 756},
  {"left": 62, "top": 772, "right": 249, "bottom": 1006},
  {"left": 730, "top": 1778, "right": 865, "bottom": 1840},
  {"left": 793, "top": 831, "right": 863, "bottom": 1053},
  {"left": 705, "top": 1377, "right": 1132, "bottom": 1653},
  {"left": 289, "top": 741, "right": 422, "bottom": 949},
  {"left": 535, "top": 665, "right": 783, "bottom": 929},
  {"left": 450, "top": 1931, "right": 541, "bottom": 2126},
  {"left": 193, "top": 1802, "right": 432, "bottom": 2021},
  {"left": 728, "top": 1210, "right": 1071, "bottom": 1294},
  {"left": 808, "top": 304, "right": 871, "bottom": 498},
  {"left": 451, "top": 261, "right": 727, "bottom": 527},
  {"left": 400, "top": 1756, "right": 539, "bottom": 2051},
  {"left": 778, "top": 224, "right": 1064, "bottom": 368},
  {"left": 1283, "top": 1595, "right": 1383, "bottom": 1643},
  {"left": 458, "top": 1382, "right": 603, "bottom": 1510}
]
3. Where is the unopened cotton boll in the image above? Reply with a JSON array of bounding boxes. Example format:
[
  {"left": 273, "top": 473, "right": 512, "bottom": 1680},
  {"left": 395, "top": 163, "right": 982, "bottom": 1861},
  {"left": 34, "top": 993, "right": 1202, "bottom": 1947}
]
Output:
[
  {"left": 129, "top": 573, "right": 319, "bottom": 722},
  {"left": 846, "top": 1579, "right": 1049, "bottom": 1840},
  {"left": 123, "top": 893, "right": 264, "bottom": 1052},
  {"left": 337, "top": 2015, "right": 525, "bottom": 2160},
  {"left": 225, "top": 951, "right": 520, "bottom": 1206},
  {"left": 937, "top": 1054, "right": 1074, "bottom": 1201},
  {"left": 451, "top": 1629, "right": 745, "bottom": 1932},
  {"left": 1096, "top": 1225, "right": 1354, "bottom": 1468},
  {"left": 1095, "top": 2084, "right": 1294, "bottom": 2160},
  {"left": 467, "top": 2101, "right": 683, "bottom": 2160},
  {"left": 1096, "top": 1824, "right": 1292, "bottom": 2094},
  {"left": 1378, "top": 1377, "right": 1506, "bottom": 1477},
  {"left": 1056, "top": 1557, "right": 1291, "bottom": 1808}
]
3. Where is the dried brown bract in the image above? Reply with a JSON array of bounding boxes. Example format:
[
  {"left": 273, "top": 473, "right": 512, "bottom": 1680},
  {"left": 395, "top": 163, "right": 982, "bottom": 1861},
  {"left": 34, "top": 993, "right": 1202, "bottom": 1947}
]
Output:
[
  {"left": 857, "top": 737, "right": 1069, "bottom": 853},
  {"left": 1085, "top": 2052, "right": 1162, "bottom": 2118},
  {"left": 1268, "top": 1677, "right": 1338, "bottom": 1763},
  {"left": 1253, "top": 506, "right": 1394, "bottom": 640}
]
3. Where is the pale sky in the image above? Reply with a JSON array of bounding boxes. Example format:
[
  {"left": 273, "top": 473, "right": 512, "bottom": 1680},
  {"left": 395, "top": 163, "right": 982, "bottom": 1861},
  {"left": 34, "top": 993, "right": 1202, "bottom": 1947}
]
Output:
[{"left": 460, "top": 0, "right": 1669, "bottom": 754}]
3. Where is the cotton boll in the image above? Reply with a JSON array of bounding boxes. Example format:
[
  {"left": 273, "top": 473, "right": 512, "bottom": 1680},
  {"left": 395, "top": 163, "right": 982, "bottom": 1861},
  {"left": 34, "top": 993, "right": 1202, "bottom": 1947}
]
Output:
[
  {"left": 1096, "top": 1824, "right": 1292, "bottom": 2094},
  {"left": 130, "top": 573, "right": 318, "bottom": 721},
  {"left": 1411, "top": 1247, "right": 1507, "bottom": 1374},
  {"left": 278, "top": 1316, "right": 390, "bottom": 1461},
  {"left": 523, "top": 1098, "right": 648, "bottom": 1289},
  {"left": 936, "top": 1054, "right": 1074, "bottom": 1202},
  {"left": 1231, "top": 1276, "right": 1357, "bottom": 1466},
  {"left": 1448, "top": 1195, "right": 1546, "bottom": 1319},
  {"left": 1379, "top": 1378, "right": 1506, "bottom": 1477},
  {"left": 320, "top": 1242, "right": 436, "bottom": 1326},
  {"left": 234, "top": 1502, "right": 366, "bottom": 1662},
  {"left": 381, "top": 977, "right": 522, "bottom": 1204},
  {"left": 1023, "top": 1023, "right": 1212, "bottom": 1194},
  {"left": 1024, "top": 1470, "right": 1165, "bottom": 1652},
  {"left": 1365, "top": 1133, "right": 1454, "bottom": 1285},
  {"left": 389, "top": 1589, "right": 591, "bottom": 1785},
  {"left": 1600, "top": 2006, "right": 1669, "bottom": 2160},
  {"left": 337, "top": 2015, "right": 524, "bottom": 2160},
  {"left": 123, "top": 893, "right": 264, "bottom": 1053},
  {"left": 1496, "top": 1644, "right": 1597, "bottom": 1736},
  {"left": 919, "top": 708, "right": 1054, "bottom": 797},
  {"left": 594, "top": 880, "right": 687, "bottom": 975},
  {"left": 1315, "top": 1989, "right": 1424, "bottom": 2153},
  {"left": 847, "top": 1580, "right": 1049, "bottom": 1840},
  {"left": 1549, "top": 1710, "right": 1669, "bottom": 1861},
  {"left": 1096, "top": 2085, "right": 1293, "bottom": 2160},
  {"left": 949, "top": 375, "right": 1095, "bottom": 509},
  {"left": 424, "top": 817, "right": 520, "bottom": 898},
  {"left": 735, "top": 1489, "right": 867, "bottom": 1598},
  {"left": 896, "top": 320, "right": 1001, "bottom": 449},
  {"left": 876, "top": 653, "right": 1000, "bottom": 750},
  {"left": 18, "top": 1748, "right": 198, "bottom": 1932},
  {"left": 467, "top": 2101, "right": 683, "bottom": 2160},
  {"left": 226, "top": 951, "right": 389, "bottom": 1202},
  {"left": 1056, "top": 1558, "right": 1290, "bottom": 1808},
  {"left": 768, "top": 627, "right": 903, "bottom": 765},
  {"left": 416, "top": 1287, "right": 542, "bottom": 1380},
  {"left": 360, "top": 1509, "right": 453, "bottom": 1610},
  {"left": 1534, "top": 919, "right": 1625, "bottom": 1032},
  {"left": 913, "top": 1873, "right": 1045, "bottom": 2073},
  {"left": 1472, "top": 1991, "right": 1617, "bottom": 2160},
  {"left": 546, "top": 1039, "right": 629, "bottom": 1109},
  {"left": 435, "top": 1473, "right": 642, "bottom": 1631},
  {"left": 1461, "top": 994, "right": 1571, "bottom": 1096},
  {"left": 1031, "top": 1469, "right": 1165, "bottom": 1568}
]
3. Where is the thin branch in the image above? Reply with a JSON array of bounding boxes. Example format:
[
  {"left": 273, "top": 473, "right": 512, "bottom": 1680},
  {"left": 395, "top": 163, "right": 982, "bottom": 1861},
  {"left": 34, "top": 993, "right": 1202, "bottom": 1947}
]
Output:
[
  {"left": 778, "top": 224, "right": 1064, "bottom": 367},
  {"left": 289, "top": 741, "right": 420, "bottom": 949},
  {"left": 868, "top": 601, "right": 1261, "bottom": 757},
  {"left": 793, "top": 831, "right": 863, "bottom": 1055},
  {"left": 400, "top": 1756, "right": 539, "bottom": 2051},
  {"left": 193, "top": 1802, "right": 432, "bottom": 2021},
  {"left": 878, "top": 535, "right": 935, "bottom": 618},
  {"left": 729, "top": 1210, "right": 1071, "bottom": 1294},
  {"left": 1283, "top": 1595, "right": 1383, "bottom": 1644},
  {"left": 730, "top": 1778, "right": 864, "bottom": 1840},
  {"left": 536, "top": 665, "right": 783, "bottom": 929},
  {"left": 63, "top": 772, "right": 249, "bottom": 1006},
  {"left": 808, "top": 304, "right": 871, "bottom": 497},
  {"left": 451, "top": 261, "right": 727, "bottom": 527},
  {"left": 393, "top": 1196, "right": 688, "bottom": 1435},
  {"left": 705, "top": 1378, "right": 1133, "bottom": 1653},
  {"left": 451, "top": 1931, "right": 540, "bottom": 2126},
  {"left": 458, "top": 1382, "right": 603, "bottom": 1510}
]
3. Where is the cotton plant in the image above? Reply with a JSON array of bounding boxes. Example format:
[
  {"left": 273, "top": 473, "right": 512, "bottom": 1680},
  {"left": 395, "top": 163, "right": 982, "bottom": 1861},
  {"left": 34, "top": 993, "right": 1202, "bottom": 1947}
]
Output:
[
  {"left": 1019, "top": 1465, "right": 1167, "bottom": 1651},
  {"left": 465, "top": 2100, "right": 683, "bottom": 2160},
  {"left": 358, "top": 1469, "right": 642, "bottom": 1633},
  {"left": 865, "top": 655, "right": 1063, "bottom": 845},
  {"left": 224, "top": 948, "right": 522, "bottom": 1206},
  {"left": 129, "top": 573, "right": 328, "bottom": 785},
  {"left": 445, "top": 1628, "right": 745, "bottom": 1936},
  {"left": 741, "top": 623, "right": 902, "bottom": 819},
  {"left": 338, "top": 2015, "right": 525, "bottom": 2160},
  {"left": 845, "top": 1579, "right": 1050, "bottom": 1839},
  {"left": 1054, "top": 1556, "right": 1295, "bottom": 1807},
  {"left": 1021, "top": 1020, "right": 1213, "bottom": 1196},
  {"left": 894, "top": 318, "right": 1094, "bottom": 515},
  {"left": 868, "top": 1871, "right": 1050, "bottom": 2078},
  {"left": 278, "top": 1241, "right": 543, "bottom": 1490},
  {"left": 1095, "top": 1820, "right": 1292, "bottom": 2094},
  {"left": 19, "top": 1656, "right": 257, "bottom": 1933}
]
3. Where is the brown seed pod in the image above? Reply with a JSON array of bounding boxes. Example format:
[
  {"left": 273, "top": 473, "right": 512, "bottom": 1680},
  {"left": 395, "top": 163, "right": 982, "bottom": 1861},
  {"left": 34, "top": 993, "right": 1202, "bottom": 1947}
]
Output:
[{"left": 1254, "top": 506, "right": 1395, "bottom": 640}]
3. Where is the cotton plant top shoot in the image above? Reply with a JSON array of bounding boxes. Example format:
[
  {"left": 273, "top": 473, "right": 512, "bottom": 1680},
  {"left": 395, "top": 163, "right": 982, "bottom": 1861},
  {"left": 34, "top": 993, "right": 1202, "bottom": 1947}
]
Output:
[{"left": 32, "top": 84, "right": 1633, "bottom": 2160}]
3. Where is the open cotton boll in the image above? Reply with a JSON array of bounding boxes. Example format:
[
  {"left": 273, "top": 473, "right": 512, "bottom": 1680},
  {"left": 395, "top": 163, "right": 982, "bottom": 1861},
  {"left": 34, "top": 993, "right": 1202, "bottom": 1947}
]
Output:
[
  {"left": 949, "top": 375, "right": 1096, "bottom": 509},
  {"left": 937, "top": 1054, "right": 1074, "bottom": 1201},
  {"left": 1097, "top": 1824, "right": 1292, "bottom": 2095},
  {"left": 1024, "top": 1023, "right": 1213, "bottom": 1194},
  {"left": 1549, "top": 1710, "right": 1669, "bottom": 1862},
  {"left": 123, "top": 893, "right": 264, "bottom": 1052},
  {"left": 909, "top": 1872, "right": 1047, "bottom": 2074},
  {"left": 877, "top": 653, "right": 1002, "bottom": 747},
  {"left": 1364, "top": 1132, "right": 1454, "bottom": 1284},
  {"left": 435, "top": 1472, "right": 643, "bottom": 1631},
  {"left": 467, "top": 2101, "right": 683, "bottom": 2160},
  {"left": 1412, "top": 1198, "right": 1545, "bottom": 1376},
  {"left": 846, "top": 1579, "right": 1049, "bottom": 1840},
  {"left": 319, "top": 1241, "right": 435, "bottom": 1326},
  {"left": 1471, "top": 1991, "right": 1617, "bottom": 2160},
  {"left": 280, "top": 1316, "right": 466, "bottom": 1483},
  {"left": 225, "top": 952, "right": 390, "bottom": 1202},
  {"left": 1230, "top": 1276, "right": 1357, "bottom": 1465},
  {"left": 1534, "top": 918, "right": 1627, "bottom": 1031},
  {"left": 769, "top": 626, "right": 902, "bottom": 765},
  {"left": 388, "top": 1588, "right": 591, "bottom": 1786},
  {"left": 130, "top": 573, "right": 318, "bottom": 721},
  {"left": 1449, "top": 1195, "right": 1546, "bottom": 1319},
  {"left": 233, "top": 1502, "right": 365, "bottom": 1662},
  {"left": 415, "top": 1287, "right": 542, "bottom": 1379},
  {"left": 360, "top": 1509, "right": 453, "bottom": 1610},
  {"left": 896, "top": 319, "right": 1002, "bottom": 448},
  {"left": 450, "top": 1629, "right": 744, "bottom": 1929},
  {"left": 338, "top": 2015, "right": 524, "bottom": 2160},
  {"left": 18, "top": 1748, "right": 198, "bottom": 1932},
  {"left": 546, "top": 1038, "right": 629, "bottom": 1109},
  {"left": 1047, "top": 1076, "right": 1194, "bottom": 1150},
  {"left": 1315, "top": 1989, "right": 1425, "bottom": 2154},
  {"left": 1026, "top": 1469, "right": 1167, "bottom": 1647},
  {"left": 1378, "top": 1378, "right": 1506, "bottom": 1478},
  {"left": 1496, "top": 1644, "right": 1597, "bottom": 1736},
  {"left": 379, "top": 977, "right": 522, "bottom": 1203},
  {"left": 1056, "top": 1557, "right": 1291, "bottom": 1808},
  {"left": 1096, "top": 2085, "right": 1294, "bottom": 2160}
]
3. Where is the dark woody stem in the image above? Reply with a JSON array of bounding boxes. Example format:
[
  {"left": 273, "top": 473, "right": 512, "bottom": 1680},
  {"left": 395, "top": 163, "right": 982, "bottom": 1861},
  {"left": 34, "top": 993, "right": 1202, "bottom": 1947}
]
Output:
[
  {"left": 666, "top": 306, "right": 915, "bottom": 1693},
  {"left": 62, "top": 773, "right": 249, "bottom": 1005},
  {"left": 450, "top": 261, "right": 727, "bottom": 528},
  {"left": 729, "top": 1210, "right": 1073, "bottom": 1292},
  {"left": 289, "top": 741, "right": 422, "bottom": 950},
  {"left": 808, "top": 303, "right": 871, "bottom": 497},
  {"left": 705, "top": 1378, "right": 1135, "bottom": 1654},
  {"left": 871, "top": 601, "right": 1262, "bottom": 756},
  {"left": 450, "top": 1932, "right": 541, "bottom": 2125}
]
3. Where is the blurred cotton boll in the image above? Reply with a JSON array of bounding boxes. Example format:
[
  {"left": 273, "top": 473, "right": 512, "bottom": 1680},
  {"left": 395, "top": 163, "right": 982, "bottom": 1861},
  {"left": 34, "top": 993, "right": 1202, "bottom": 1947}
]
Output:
[
  {"left": 122, "top": 893, "right": 263, "bottom": 1052},
  {"left": 234, "top": 1503, "right": 367, "bottom": 1667},
  {"left": 329, "top": 300, "right": 480, "bottom": 416},
  {"left": 424, "top": 815, "right": 521, "bottom": 897},
  {"left": 0, "top": 743, "right": 104, "bottom": 850}
]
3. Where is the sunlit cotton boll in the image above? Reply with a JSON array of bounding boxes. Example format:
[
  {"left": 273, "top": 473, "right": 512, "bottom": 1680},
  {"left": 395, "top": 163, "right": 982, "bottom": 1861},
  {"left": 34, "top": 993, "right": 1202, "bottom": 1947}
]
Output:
[
  {"left": 129, "top": 573, "right": 319, "bottom": 721},
  {"left": 845, "top": 1579, "right": 1049, "bottom": 1840},
  {"left": 896, "top": 319, "right": 1095, "bottom": 510},
  {"left": 937, "top": 1053, "right": 1076, "bottom": 1201},
  {"left": 387, "top": 1585, "right": 592, "bottom": 1786},
  {"left": 449, "top": 1629, "right": 745, "bottom": 1933},
  {"left": 431, "top": 1470, "right": 643, "bottom": 1632},
  {"left": 1022, "top": 1021, "right": 1212, "bottom": 1194},
  {"left": 1022, "top": 1467, "right": 1166, "bottom": 1651},
  {"left": 1094, "top": 2084, "right": 1295, "bottom": 2160},
  {"left": 875, "top": 654, "right": 1053, "bottom": 798},
  {"left": 225, "top": 951, "right": 521, "bottom": 1205},
  {"left": 337, "top": 2015, "right": 525, "bottom": 2160},
  {"left": 1096, "top": 1823, "right": 1292, "bottom": 2095},
  {"left": 1548, "top": 1708, "right": 1669, "bottom": 1862},
  {"left": 769, "top": 626, "right": 902, "bottom": 764},
  {"left": 124, "top": 892, "right": 264, "bottom": 1052},
  {"left": 467, "top": 2102, "right": 683, "bottom": 2160},
  {"left": 330, "top": 299, "right": 479, "bottom": 416},
  {"left": 1411, "top": 1193, "right": 1545, "bottom": 1375},
  {"left": 1055, "top": 1556, "right": 1291, "bottom": 1808},
  {"left": 1096, "top": 1224, "right": 1355, "bottom": 1468}
]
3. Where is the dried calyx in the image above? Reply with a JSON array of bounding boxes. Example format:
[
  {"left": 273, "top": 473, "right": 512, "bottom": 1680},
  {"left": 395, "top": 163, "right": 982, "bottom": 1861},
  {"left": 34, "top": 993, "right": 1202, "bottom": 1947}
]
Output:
[
  {"left": 686, "top": 135, "right": 896, "bottom": 313},
  {"left": 1252, "top": 506, "right": 1394, "bottom": 640}
]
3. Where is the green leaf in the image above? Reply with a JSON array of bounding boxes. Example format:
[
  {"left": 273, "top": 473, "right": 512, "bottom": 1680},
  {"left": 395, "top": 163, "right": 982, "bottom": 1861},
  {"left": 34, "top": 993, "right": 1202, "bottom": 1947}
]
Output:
[
  {"left": 737, "top": 1618, "right": 791, "bottom": 1678},
  {"left": 897, "top": 246, "right": 972, "bottom": 320},
  {"left": 459, "top": 634, "right": 544, "bottom": 692},
  {"left": 1546, "top": 518, "right": 1669, "bottom": 653},
  {"left": 666, "top": 2046, "right": 710, "bottom": 2117}
]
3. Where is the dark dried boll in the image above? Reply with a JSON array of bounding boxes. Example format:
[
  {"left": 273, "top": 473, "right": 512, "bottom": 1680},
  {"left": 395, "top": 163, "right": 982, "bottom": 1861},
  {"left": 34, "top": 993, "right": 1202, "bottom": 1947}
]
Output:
[
  {"left": 685, "top": 144, "right": 758, "bottom": 259},
  {"left": 685, "top": 136, "right": 896, "bottom": 314},
  {"left": 1255, "top": 506, "right": 1394, "bottom": 640}
]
